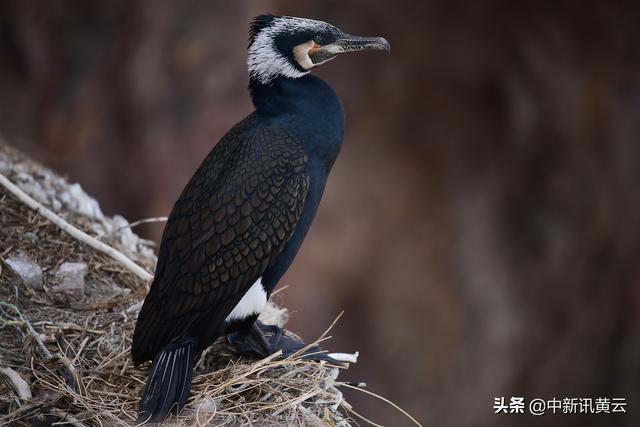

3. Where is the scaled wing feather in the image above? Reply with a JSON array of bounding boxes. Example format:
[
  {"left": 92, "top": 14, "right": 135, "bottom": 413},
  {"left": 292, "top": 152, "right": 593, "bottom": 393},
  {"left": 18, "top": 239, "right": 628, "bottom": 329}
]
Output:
[{"left": 132, "top": 114, "right": 309, "bottom": 363}]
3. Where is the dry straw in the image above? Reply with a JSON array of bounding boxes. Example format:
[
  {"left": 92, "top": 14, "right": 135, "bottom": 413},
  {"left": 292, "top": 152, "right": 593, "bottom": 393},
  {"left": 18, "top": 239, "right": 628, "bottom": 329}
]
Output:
[{"left": 0, "top": 141, "right": 422, "bottom": 427}]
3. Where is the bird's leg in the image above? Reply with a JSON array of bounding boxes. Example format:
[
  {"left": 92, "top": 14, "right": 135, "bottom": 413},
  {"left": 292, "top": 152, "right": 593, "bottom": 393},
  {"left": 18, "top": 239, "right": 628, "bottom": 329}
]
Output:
[
  {"left": 230, "top": 320, "right": 340, "bottom": 363},
  {"left": 250, "top": 320, "right": 275, "bottom": 355},
  {"left": 227, "top": 320, "right": 279, "bottom": 358}
]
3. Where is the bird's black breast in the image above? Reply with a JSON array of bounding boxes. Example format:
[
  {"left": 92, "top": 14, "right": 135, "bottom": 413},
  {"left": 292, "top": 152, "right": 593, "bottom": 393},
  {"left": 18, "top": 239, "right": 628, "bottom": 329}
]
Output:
[{"left": 132, "top": 113, "right": 311, "bottom": 363}]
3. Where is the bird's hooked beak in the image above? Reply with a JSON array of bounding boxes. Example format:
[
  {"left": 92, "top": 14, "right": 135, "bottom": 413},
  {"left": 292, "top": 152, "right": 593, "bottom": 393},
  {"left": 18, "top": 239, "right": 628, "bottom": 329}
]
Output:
[{"left": 308, "top": 34, "right": 390, "bottom": 65}]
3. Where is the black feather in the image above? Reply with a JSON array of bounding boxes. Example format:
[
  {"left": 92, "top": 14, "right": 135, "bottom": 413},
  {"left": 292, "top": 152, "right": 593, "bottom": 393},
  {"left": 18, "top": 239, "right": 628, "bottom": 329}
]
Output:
[
  {"left": 137, "top": 339, "right": 196, "bottom": 423},
  {"left": 249, "top": 14, "right": 278, "bottom": 46},
  {"left": 131, "top": 112, "right": 310, "bottom": 364}
]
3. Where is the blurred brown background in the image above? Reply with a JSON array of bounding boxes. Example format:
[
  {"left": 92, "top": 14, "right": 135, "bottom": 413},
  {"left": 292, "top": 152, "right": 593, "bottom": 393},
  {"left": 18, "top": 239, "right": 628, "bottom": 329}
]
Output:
[{"left": 1, "top": 1, "right": 639, "bottom": 426}]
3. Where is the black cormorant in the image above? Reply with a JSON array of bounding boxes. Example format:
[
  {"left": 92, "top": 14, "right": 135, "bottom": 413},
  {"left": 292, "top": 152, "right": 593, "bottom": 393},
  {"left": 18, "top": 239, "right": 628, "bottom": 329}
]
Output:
[{"left": 131, "top": 14, "right": 389, "bottom": 422}]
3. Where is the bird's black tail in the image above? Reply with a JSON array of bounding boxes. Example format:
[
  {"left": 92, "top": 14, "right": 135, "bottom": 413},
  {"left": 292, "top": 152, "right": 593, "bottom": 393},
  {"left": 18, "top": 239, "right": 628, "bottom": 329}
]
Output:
[{"left": 137, "top": 338, "right": 196, "bottom": 424}]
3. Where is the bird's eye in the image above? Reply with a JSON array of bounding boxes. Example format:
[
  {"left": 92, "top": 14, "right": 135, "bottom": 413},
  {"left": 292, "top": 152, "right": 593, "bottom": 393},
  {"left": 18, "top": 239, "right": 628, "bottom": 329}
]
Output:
[{"left": 313, "top": 36, "right": 323, "bottom": 45}]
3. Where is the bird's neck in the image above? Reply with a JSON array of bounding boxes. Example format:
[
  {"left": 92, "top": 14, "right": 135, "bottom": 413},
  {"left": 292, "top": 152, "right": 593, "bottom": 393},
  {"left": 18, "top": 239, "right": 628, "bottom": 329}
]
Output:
[
  {"left": 249, "top": 74, "right": 345, "bottom": 164},
  {"left": 249, "top": 75, "right": 343, "bottom": 124}
]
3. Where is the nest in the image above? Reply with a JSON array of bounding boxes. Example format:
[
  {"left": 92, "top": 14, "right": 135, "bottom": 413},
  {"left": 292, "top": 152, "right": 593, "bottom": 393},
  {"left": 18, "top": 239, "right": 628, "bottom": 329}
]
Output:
[{"left": 0, "top": 142, "right": 359, "bottom": 426}]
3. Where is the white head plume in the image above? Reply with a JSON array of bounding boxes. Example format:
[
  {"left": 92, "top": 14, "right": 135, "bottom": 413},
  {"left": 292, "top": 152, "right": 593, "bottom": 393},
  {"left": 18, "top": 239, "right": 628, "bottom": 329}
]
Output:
[{"left": 247, "top": 16, "right": 334, "bottom": 84}]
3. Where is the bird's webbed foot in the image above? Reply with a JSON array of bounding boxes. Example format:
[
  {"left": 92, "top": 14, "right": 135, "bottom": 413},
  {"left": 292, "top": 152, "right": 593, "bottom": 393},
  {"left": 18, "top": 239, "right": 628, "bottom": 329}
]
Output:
[{"left": 227, "top": 320, "right": 339, "bottom": 363}]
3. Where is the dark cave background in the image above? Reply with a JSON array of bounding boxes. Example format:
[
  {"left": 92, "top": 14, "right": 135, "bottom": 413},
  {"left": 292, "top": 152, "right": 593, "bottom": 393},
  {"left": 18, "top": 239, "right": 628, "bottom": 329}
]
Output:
[{"left": 1, "top": 1, "right": 639, "bottom": 426}]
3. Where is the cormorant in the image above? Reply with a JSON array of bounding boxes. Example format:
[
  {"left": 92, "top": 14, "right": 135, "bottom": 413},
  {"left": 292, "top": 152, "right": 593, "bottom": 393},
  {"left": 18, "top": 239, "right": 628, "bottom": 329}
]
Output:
[{"left": 131, "top": 14, "right": 389, "bottom": 422}]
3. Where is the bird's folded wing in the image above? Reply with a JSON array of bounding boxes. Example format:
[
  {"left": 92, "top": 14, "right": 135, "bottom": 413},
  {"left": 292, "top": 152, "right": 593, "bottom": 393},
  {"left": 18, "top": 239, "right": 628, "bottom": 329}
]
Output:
[{"left": 133, "top": 122, "right": 309, "bottom": 362}]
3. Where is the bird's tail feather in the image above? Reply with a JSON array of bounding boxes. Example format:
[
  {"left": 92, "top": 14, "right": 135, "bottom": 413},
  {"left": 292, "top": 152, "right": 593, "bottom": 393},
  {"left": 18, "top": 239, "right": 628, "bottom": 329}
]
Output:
[{"left": 137, "top": 338, "right": 196, "bottom": 423}]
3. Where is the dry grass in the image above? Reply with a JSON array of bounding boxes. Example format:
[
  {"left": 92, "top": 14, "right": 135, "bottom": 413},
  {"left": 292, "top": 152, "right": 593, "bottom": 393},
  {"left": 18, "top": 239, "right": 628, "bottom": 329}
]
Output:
[
  {"left": 0, "top": 142, "right": 425, "bottom": 427},
  {"left": 0, "top": 292, "right": 352, "bottom": 426},
  {"left": 0, "top": 143, "right": 357, "bottom": 426}
]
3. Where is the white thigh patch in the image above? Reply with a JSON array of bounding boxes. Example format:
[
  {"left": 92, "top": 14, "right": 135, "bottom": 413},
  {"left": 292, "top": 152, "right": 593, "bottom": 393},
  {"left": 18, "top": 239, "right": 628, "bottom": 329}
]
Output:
[{"left": 225, "top": 278, "right": 267, "bottom": 322}]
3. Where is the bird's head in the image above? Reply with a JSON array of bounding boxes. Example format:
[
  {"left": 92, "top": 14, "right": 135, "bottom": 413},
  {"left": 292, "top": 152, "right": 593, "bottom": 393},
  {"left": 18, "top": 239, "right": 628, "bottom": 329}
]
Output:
[{"left": 247, "top": 15, "right": 390, "bottom": 85}]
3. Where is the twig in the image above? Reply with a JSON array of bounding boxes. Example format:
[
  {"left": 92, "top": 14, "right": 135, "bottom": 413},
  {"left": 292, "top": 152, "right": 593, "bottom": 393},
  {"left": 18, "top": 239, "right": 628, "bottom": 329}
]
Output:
[
  {"left": 20, "top": 308, "right": 53, "bottom": 360},
  {"left": 114, "top": 216, "right": 167, "bottom": 232},
  {"left": 0, "top": 402, "right": 43, "bottom": 425},
  {"left": 72, "top": 336, "right": 90, "bottom": 365},
  {"left": 284, "top": 311, "right": 343, "bottom": 362},
  {"left": 339, "top": 382, "right": 424, "bottom": 427},
  {"left": 0, "top": 172, "right": 153, "bottom": 282},
  {"left": 0, "top": 366, "right": 32, "bottom": 400},
  {"left": 8, "top": 303, "right": 82, "bottom": 394},
  {"left": 0, "top": 301, "right": 24, "bottom": 329},
  {"left": 318, "top": 311, "right": 343, "bottom": 341},
  {"left": 50, "top": 408, "right": 89, "bottom": 427},
  {"left": 36, "top": 322, "right": 105, "bottom": 335},
  {"left": 271, "top": 387, "right": 323, "bottom": 415},
  {"left": 345, "top": 405, "right": 385, "bottom": 427}
]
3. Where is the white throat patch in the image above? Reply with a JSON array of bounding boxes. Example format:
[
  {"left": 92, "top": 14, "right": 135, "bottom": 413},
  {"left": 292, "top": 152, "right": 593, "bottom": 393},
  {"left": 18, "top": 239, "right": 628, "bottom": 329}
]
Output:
[
  {"left": 247, "top": 16, "right": 334, "bottom": 84},
  {"left": 225, "top": 278, "right": 268, "bottom": 322},
  {"left": 292, "top": 40, "right": 317, "bottom": 71}
]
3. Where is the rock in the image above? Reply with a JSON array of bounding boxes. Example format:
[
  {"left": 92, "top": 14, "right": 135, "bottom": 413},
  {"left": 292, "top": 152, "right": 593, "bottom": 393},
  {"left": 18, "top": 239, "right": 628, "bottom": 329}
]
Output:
[
  {"left": 57, "top": 183, "right": 105, "bottom": 220},
  {"left": 5, "top": 251, "right": 43, "bottom": 289},
  {"left": 0, "top": 367, "right": 32, "bottom": 400},
  {"left": 111, "top": 215, "right": 137, "bottom": 251},
  {"left": 51, "top": 262, "right": 87, "bottom": 299}
]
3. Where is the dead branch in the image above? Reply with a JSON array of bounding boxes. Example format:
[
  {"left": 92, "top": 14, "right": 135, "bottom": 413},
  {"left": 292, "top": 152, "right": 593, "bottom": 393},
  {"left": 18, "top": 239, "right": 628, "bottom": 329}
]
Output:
[
  {"left": 0, "top": 366, "right": 32, "bottom": 400},
  {"left": 0, "top": 172, "right": 153, "bottom": 283}
]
